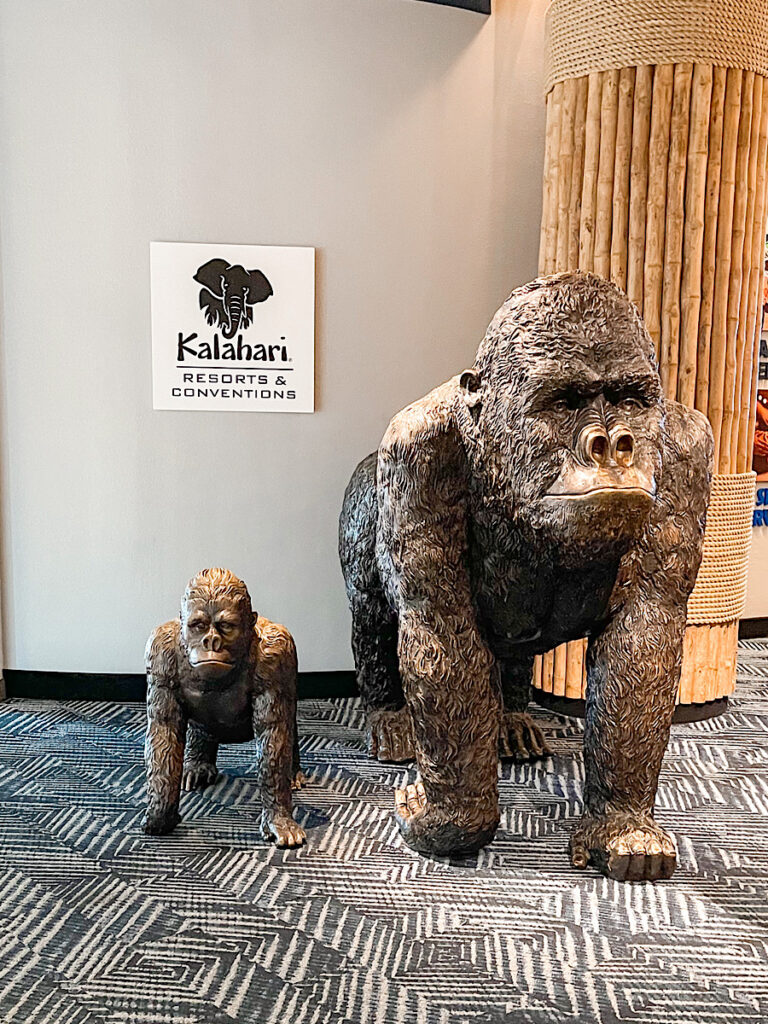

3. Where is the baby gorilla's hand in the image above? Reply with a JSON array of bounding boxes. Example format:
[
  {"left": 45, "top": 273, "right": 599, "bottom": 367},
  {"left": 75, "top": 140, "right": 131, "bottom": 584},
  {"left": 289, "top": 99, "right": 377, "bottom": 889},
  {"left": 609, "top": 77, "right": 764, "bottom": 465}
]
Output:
[{"left": 260, "top": 811, "right": 306, "bottom": 848}]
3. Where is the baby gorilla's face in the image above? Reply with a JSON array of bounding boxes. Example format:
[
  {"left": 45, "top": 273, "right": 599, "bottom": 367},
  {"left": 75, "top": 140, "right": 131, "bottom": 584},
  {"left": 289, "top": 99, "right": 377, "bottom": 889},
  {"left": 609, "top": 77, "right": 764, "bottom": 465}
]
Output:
[{"left": 182, "top": 597, "right": 249, "bottom": 682}]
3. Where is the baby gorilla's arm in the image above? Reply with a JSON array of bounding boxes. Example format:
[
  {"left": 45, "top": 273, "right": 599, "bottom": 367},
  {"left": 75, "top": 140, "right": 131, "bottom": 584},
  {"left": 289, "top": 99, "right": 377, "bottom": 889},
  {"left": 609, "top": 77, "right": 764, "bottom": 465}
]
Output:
[{"left": 252, "top": 622, "right": 305, "bottom": 848}]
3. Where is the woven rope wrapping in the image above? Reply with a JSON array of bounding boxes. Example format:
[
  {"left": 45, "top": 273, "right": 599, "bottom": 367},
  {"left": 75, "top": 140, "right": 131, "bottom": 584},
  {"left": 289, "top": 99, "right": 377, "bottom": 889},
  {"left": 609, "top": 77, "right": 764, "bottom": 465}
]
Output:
[
  {"left": 687, "top": 472, "right": 756, "bottom": 625},
  {"left": 545, "top": 0, "right": 768, "bottom": 95}
]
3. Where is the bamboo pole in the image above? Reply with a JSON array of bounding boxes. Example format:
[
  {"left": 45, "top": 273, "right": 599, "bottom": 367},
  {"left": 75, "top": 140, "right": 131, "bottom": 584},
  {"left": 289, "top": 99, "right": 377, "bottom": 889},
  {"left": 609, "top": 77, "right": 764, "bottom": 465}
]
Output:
[
  {"left": 709, "top": 68, "right": 744, "bottom": 466},
  {"left": 552, "top": 643, "right": 568, "bottom": 696},
  {"left": 543, "top": 82, "right": 564, "bottom": 275},
  {"left": 564, "top": 638, "right": 586, "bottom": 699},
  {"left": 695, "top": 66, "right": 727, "bottom": 415},
  {"left": 579, "top": 72, "right": 603, "bottom": 272},
  {"left": 722, "top": 71, "right": 755, "bottom": 472},
  {"left": 660, "top": 63, "right": 693, "bottom": 400},
  {"left": 733, "top": 74, "right": 764, "bottom": 471},
  {"left": 644, "top": 64, "right": 675, "bottom": 357},
  {"left": 539, "top": 90, "right": 557, "bottom": 271},
  {"left": 594, "top": 69, "right": 620, "bottom": 279},
  {"left": 610, "top": 67, "right": 636, "bottom": 291},
  {"left": 541, "top": 649, "right": 555, "bottom": 694},
  {"left": 557, "top": 78, "right": 578, "bottom": 272},
  {"left": 678, "top": 64, "right": 713, "bottom": 407},
  {"left": 568, "top": 76, "right": 589, "bottom": 269},
  {"left": 627, "top": 64, "right": 653, "bottom": 310},
  {"left": 738, "top": 77, "right": 768, "bottom": 471}
]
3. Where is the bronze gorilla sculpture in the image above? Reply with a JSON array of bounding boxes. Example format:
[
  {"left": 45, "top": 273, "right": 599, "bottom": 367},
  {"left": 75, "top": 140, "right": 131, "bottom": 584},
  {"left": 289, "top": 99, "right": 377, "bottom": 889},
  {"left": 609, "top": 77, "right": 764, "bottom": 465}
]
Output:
[
  {"left": 143, "top": 568, "right": 305, "bottom": 847},
  {"left": 339, "top": 272, "right": 713, "bottom": 881}
]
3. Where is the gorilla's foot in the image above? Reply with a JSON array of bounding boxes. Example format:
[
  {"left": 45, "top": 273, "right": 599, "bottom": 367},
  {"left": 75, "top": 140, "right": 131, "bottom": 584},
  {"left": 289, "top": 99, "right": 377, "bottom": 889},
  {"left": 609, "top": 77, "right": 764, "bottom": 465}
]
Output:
[
  {"left": 260, "top": 811, "right": 306, "bottom": 848},
  {"left": 143, "top": 807, "right": 181, "bottom": 836},
  {"left": 570, "top": 811, "right": 677, "bottom": 881},
  {"left": 181, "top": 761, "right": 218, "bottom": 792},
  {"left": 367, "top": 707, "right": 415, "bottom": 762},
  {"left": 292, "top": 770, "right": 307, "bottom": 791},
  {"left": 499, "top": 712, "right": 552, "bottom": 761},
  {"left": 394, "top": 782, "right": 498, "bottom": 857}
]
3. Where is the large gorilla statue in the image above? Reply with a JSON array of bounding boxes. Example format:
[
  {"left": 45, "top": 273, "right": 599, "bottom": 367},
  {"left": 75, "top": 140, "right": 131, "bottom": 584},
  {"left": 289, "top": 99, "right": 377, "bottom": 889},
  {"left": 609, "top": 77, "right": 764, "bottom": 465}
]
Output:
[{"left": 339, "top": 272, "right": 712, "bottom": 881}]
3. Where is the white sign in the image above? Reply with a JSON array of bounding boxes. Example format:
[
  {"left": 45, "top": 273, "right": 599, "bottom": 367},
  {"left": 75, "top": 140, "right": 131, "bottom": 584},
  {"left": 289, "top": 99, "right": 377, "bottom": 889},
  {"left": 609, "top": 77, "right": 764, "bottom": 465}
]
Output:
[{"left": 151, "top": 241, "right": 315, "bottom": 412}]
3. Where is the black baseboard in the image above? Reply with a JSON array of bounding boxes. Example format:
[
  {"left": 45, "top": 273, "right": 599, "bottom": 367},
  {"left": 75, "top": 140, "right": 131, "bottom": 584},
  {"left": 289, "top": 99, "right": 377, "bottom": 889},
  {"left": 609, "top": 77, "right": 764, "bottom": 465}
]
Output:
[
  {"left": 3, "top": 670, "right": 359, "bottom": 703},
  {"left": 418, "top": 0, "right": 490, "bottom": 13},
  {"left": 533, "top": 691, "right": 730, "bottom": 723},
  {"left": 739, "top": 618, "right": 768, "bottom": 639}
]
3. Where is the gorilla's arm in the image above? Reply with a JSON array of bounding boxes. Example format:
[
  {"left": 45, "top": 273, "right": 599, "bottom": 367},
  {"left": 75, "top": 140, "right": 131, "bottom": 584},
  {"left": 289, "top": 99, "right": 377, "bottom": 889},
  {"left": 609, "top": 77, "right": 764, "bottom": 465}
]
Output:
[
  {"left": 377, "top": 386, "right": 502, "bottom": 855},
  {"left": 573, "top": 404, "right": 713, "bottom": 880},
  {"left": 252, "top": 619, "right": 305, "bottom": 848},
  {"left": 144, "top": 622, "right": 186, "bottom": 835}
]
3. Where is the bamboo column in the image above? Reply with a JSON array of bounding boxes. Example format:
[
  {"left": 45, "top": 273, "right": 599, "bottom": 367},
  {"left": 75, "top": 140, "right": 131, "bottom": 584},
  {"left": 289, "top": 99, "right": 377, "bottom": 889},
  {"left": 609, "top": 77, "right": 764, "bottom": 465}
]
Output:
[{"left": 535, "top": 0, "right": 768, "bottom": 708}]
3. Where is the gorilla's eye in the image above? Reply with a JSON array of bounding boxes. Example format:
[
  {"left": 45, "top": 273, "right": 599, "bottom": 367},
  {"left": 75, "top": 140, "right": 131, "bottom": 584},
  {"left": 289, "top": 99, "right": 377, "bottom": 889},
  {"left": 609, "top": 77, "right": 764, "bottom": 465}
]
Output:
[
  {"left": 551, "top": 399, "right": 569, "bottom": 414},
  {"left": 188, "top": 619, "right": 207, "bottom": 631},
  {"left": 617, "top": 396, "right": 643, "bottom": 412}
]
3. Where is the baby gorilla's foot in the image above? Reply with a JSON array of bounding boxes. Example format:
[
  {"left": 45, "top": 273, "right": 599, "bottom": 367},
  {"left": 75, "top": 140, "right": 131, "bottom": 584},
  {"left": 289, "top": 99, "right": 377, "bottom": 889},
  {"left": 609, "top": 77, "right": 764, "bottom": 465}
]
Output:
[
  {"left": 292, "top": 770, "right": 307, "bottom": 791},
  {"left": 367, "top": 707, "right": 415, "bottom": 762},
  {"left": 394, "top": 781, "right": 498, "bottom": 857},
  {"left": 499, "top": 712, "right": 552, "bottom": 761},
  {"left": 260, "top": 811, "right": 306, "bottom": 848},
  {"left": 181, "top": 761, "right": 218, "bottom": 792},
  {"left": 570, "top": 811, "right": 677, "bottom": 881}
]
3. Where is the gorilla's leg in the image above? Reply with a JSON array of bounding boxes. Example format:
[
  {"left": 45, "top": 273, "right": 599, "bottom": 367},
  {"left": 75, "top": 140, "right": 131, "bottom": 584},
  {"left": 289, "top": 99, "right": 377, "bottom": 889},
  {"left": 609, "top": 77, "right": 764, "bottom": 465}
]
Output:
[
  {"left": 498, "top": 656, "right": 552, "bottom": 762},
  {"left": 182, "top": 720, "right": 219, "bottom": 792},
  {"left": 291, "top": 713, "right": 306, "bottom": 789},
  {"left": 351, "top": 593, "right": 414, "bottom": 762},
  {"left": 341, "top": 452, "right": 413, "bottom": 762},
  {"left": 570, "top": 597, "right": 684, "bottom": 881}
]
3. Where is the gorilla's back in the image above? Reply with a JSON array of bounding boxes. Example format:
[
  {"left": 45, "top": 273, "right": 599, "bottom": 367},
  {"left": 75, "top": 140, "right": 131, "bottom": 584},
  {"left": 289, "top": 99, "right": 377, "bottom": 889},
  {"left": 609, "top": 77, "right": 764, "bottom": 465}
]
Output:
[{"left": 339, "top": 451, "right": 380, "bottom": 601}]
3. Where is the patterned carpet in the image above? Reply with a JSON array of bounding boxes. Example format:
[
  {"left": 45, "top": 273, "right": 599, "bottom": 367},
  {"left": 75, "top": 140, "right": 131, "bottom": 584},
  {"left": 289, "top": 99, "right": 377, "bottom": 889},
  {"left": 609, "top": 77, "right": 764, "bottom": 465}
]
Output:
[{"left": 1, "top": 644, "right": 768, "bottom": 1023}]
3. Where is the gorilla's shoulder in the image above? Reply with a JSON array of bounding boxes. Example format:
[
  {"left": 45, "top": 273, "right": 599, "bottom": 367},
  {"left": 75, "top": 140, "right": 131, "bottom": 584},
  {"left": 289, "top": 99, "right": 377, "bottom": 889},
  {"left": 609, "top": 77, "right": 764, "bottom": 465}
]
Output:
[
  {"left": 380, "top": 377, "right": 461, "bottom": 458},
  {"left": 145, "top": 620, "right": 180, "bottom": 679},
  {"left": 663, "top": 400, "right": 714, "bottom": 470},
  {"left": 256, "top": 615, "right": 297, "bottom": 666}
]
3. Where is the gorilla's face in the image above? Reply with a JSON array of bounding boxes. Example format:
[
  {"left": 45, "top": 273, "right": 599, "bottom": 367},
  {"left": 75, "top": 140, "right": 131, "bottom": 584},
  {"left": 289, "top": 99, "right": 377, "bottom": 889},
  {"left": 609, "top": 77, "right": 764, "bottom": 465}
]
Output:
[
  {"left": 181, "top": 594, "right": 251, "bottom": 684},
  {"left": 461, "top": 275, "right": 664, "bottom": 562}
]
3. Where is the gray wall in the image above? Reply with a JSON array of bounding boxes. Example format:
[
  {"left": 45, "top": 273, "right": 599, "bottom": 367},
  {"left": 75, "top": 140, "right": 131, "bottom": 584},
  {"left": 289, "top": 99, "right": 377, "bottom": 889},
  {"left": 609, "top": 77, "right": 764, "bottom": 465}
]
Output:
[{"left": 0, "top": 0, "right": 547, "bottom": 673}]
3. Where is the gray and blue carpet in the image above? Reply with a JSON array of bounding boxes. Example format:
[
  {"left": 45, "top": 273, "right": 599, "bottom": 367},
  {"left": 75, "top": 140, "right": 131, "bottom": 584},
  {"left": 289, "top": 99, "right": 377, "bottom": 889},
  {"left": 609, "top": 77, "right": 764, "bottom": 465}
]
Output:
[{"left": 1, "top": 642, "right": 768, "bottom": 1023}]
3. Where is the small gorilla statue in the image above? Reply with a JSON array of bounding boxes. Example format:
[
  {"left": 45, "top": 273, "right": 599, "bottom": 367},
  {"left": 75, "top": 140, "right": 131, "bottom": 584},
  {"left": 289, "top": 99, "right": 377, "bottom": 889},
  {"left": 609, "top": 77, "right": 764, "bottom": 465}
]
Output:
[
  {"left": 339, "top": 272, "right": 712, "bottom": 881},
  {"left": 143, "top": 568, "right": 305, "bottom": 847}
]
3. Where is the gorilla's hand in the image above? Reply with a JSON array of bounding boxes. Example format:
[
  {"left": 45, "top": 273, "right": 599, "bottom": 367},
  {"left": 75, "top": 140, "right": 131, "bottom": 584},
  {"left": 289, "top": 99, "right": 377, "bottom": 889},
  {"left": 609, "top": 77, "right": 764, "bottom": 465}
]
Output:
[
  {"left": 182, "top": 762, "right": 218, "bottom": 791},
  {"left": 498, "top": 712, "right": 551, "bottom": 761},
  {"left": 260, "top": 811, "right": 306, "bottom": 848},
  {"left": 569, "top": 811, "right": 677, "bottom": 881}
]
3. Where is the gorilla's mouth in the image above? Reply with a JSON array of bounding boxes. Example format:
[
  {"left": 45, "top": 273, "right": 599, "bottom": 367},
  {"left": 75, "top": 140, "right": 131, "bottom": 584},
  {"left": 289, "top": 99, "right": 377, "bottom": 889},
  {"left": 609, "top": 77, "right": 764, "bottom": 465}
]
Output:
[
  {"left": 190, "top": 654, "right": 233, "bottom": 669},
  {"left": 546, "top": 485, "right": 655, "bottom": 499}
]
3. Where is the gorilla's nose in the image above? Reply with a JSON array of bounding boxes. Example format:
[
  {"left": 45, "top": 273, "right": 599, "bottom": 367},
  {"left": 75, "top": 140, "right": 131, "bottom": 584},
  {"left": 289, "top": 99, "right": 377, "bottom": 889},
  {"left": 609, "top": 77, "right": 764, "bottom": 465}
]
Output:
[
  {"left": 579, "top": 425, "right": 611, "bottom": 467},
  {"left": 611, "top": 426, "right": 635, "bottom": 467}
]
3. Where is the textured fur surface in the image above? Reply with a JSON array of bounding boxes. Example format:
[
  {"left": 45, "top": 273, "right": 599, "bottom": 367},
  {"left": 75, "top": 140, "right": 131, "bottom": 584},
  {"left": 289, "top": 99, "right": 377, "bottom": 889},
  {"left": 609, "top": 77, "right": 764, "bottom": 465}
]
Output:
[
  {"left": 339, "top": 273, "right": 713, "bottom": 877},
  {"left": 144, "top": 569, "right": 304, "bottom": 847}
]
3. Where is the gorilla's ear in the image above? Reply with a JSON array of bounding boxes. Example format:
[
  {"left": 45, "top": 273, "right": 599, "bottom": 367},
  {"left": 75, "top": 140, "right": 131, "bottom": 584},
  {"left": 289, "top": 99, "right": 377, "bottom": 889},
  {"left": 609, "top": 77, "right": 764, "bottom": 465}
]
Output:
[
  {"left": 246, "top": 269, "right": 273, "bottom": 305},
  {"left": 459, "top": 368, "right": 482, "bottom": 419},
  {"left": 194, "top": 259, "right": 230, "bottom": 298}
]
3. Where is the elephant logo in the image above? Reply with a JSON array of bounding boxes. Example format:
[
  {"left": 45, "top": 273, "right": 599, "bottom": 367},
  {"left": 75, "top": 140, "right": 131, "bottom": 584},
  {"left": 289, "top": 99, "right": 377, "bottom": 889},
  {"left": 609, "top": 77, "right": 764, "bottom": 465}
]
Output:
[{"left": 193, "top": 258, "right": 273, "bottom": 339}]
